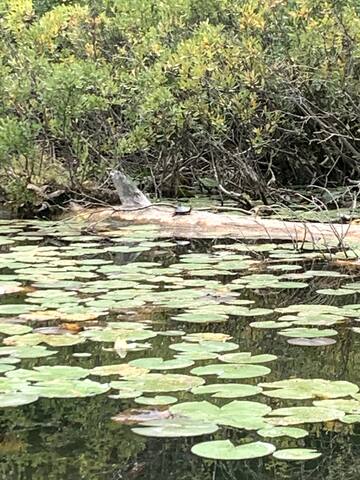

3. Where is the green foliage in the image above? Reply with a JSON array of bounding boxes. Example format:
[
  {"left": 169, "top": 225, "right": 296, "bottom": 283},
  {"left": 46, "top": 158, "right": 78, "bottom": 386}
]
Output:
[{"left": 1, "top": 0, "right": 360, "bottom": 204}]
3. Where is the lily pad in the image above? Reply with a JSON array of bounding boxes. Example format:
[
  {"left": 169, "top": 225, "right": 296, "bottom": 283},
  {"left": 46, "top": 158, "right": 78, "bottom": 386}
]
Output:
[
  {"left": 134, "top": 395, "right": 178, "bottom": 406},
  {"left": 278, "top": 328, "right": 338, "bottom": 338},
  {"left": 313, "top": 399, "right": 360, "bottom": 414},
  {"left": 259, "top": 379, "right": 359, "bottom": 400},
  {"left": 129, "top": 357, "right": 194, "bottom": 371},
  {"left": 0, "top": 323, "right": 33, "bottom": 335},
  {"left": 24, "top": 379, "right": 110, "bottom": 398},
  {"left": 132, "top": 418, "right": 218, "bottom": 438},
  {"left": 90, "top": 364, "right": 149, "bottom": 377},
  {"left": 191, "top": 440, "right": 275, "bottom": 460},
  {"left": 0, "top": 392, "right": 39, "bottom": 407},
  {"left": 268, "top": 406, "right": 345, "bottom": 425},
  {"left": 287, "top": 338, "right": 336, "bottom": 346},
  {"left": 273, "top": 448, "right": 321, "bottom": 461},
  {"left": 257, "top": 427, "right": 308, "bottom": 439},
  {"left": 6, "top": 365, "right": 90, "bottom": 382},
  {"left": 191, "top": 383, "right": 262, "bottom": 398},
  {"left": 111, "top": 373, "right": 204, "bottom": 393},
  {"left": 171, "top": 312, "right": 228, "bottom": 324},
  {"left": 219, "top": 352, "right": 277, "bottom": 364},
  {"left": 170, "top": 341, "right": 238, "bottom": 355},
  {"left": 191, "top": 363, "right": 271, "bottom": 379}
]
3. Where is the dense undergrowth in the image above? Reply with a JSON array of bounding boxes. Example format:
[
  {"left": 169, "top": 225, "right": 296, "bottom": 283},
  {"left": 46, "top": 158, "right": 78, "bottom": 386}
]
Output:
[{"left": 1, "top": 0, "right": 360, "bottom": 209}]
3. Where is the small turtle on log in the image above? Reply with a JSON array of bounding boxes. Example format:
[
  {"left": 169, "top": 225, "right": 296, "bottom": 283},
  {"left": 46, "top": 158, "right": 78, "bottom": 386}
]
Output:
[{"left": 173, "top": 205, "right": 192, "bottom": 216}]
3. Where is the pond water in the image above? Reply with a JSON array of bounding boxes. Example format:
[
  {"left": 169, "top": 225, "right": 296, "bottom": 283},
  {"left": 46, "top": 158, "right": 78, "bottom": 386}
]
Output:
[{"left": 0, "top": 218, "right": 360, "bottom": 480}]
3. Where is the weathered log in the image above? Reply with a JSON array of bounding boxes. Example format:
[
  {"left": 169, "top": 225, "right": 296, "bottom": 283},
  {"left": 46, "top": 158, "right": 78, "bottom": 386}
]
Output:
[
  {"left": 67, "top": 171, "right": 360, "bottom": 245},
  {"left": 69, "top": 204, "right": 360, "bottom": 245}
]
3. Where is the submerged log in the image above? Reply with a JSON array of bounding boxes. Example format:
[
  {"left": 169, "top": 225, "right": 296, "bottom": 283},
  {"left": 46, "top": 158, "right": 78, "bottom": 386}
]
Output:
[{"left": 67, "top": 171, "right": 360, "bottom": 244}]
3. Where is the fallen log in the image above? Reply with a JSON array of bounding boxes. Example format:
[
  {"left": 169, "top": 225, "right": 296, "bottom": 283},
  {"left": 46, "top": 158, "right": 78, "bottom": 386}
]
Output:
[
  {"left": 67, "top": 171, "right": 360, "bottom": 245},
  {"left": 68, "top": 204, "right": 360, "bottom": 245}
]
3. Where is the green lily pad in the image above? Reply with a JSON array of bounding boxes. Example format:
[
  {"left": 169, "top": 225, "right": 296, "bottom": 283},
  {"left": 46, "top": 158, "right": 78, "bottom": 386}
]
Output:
[
  {"left": 171, "top": 312, "right": 228, "bottom": 323},
  {"left": 134, "top": 395, "right": 178, "bottom": 406},
  {"left": 0, "top": 304, "right": 37, "bottom": 315},
  {"left": 4, "top": 332, "right": 85, "bottom": 347},
  {"left": 219, "top": 352, "right": 277, "bottom": 364},
  {"left": 0, "top": 392, "right": 39, "bottom": 407},
  {"left": 24, "top": 379, "right": 110, "bottom": 398},
  {"left": 257, "top": 427, "right": 308, "bottom": 439},
  {"left": 129, "top": 357, "right": 194, "bottom": 371},
  {"left": 313, "top": 399, "right": 360, "bottom": 414},
  {"left": 111, "top": 373, "right": 204, "bottom": 393},
  {"left": 5, "top": 346, "right": 57, "bottom": 359},
  {"left": 132, "top": 418, "right": 218, "bottom": 438},
  {"left": 182, "top": 332, "right": 232, "bottom": 342},
  {"left": 278, "top": 328, "right": 338, "bottom": 338},
  {"left": 191, "top": 363, "right": 271, "bottom": 379},
  {"left": 169, "top": 341, "right": 238, "bottom": 354},
  {"left": 191, "top": 440, "right": 275, "bottom": 460},
  {"left": 317, "top": 288, "right": 355, "bottom": 296},
  {"left": 268, "top": 406, "right": 345, "bottom": 425},
  {"left": 273, "top": 448, "right": 321, "bottom": 461},
  {"left": 259, "top": 379, "right": 359, "bottom": 400},
  {"left": 81, "top": 328, "right": 156, "bottom": 343},
  {"left": 191, "top": 383, "right": 262, "bottom": 398},
  {"left": 90, "top": 364, "right": 149, "bottom": 376},
  {"left": 0, "top": 362, "right": 16, "bottom": 373},
  {"left": 341, "top": 415, "right": 360, "bottom": 424},
  {"left": 250, "top": 321, "right": 293, "bottom": 329},
  {"left": 0, "top": 323, "right": 33, "bottom": 335},
  {"left": 170, "top": 400, "right": 271, "bottom": 428},
  {"left": 6, "top": 365, "right": 89, "bottom": 382}
]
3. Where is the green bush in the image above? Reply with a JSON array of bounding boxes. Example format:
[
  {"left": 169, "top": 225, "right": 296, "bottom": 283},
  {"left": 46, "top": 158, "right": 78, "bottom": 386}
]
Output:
[{"left": 1, "top": 0, "right": 360, "bottom": 204}]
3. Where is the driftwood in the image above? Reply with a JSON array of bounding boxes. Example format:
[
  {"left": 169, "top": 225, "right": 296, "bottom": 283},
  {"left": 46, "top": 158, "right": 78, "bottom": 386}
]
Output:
[
  {"left": 69, "top": 204, "right": 360, "bottom": 245},
  {"left": 68, "top": 171, "right": 360, "bottom": 245}
]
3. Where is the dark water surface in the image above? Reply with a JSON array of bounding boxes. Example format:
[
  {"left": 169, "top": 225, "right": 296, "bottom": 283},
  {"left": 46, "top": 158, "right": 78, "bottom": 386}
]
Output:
[{"left": 0, "top": 219, "right": 360, "bottom": 480}]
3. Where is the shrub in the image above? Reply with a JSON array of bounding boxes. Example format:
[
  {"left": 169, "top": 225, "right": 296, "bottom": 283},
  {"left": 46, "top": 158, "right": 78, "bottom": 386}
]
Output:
[{"left": 1, "top": 0, "right": 360, "bottom": 204}]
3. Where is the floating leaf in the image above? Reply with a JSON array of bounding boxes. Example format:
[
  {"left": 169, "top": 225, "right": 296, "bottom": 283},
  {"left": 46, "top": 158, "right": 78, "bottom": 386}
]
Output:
[
  {"left": 90, "top": 364, "right": 149, "bottom": 377},
  {"left": 191, "top": 363, "right": 271, "bottom": 379},
  {"left": 0, "top": 392, "right": 39, "bottom": 407},
  {"left": 169, "top": 341, "right": 238, "bottom": 354},
  {"left": 191, "top": 383, "right": 262, "bottom": 398},
  {"left": 7, "top": 366, "right": 89, "bottom": 382},
  {"left": 219, "top": 352, "right": 277, "bottom": 364},
  {"left": 111, "top": 373, "right": 204, "bottom": 393},
  {"left": 132, "top": 418, "right": 218, "bottom": 438},
  {"left": 129, "top": 357, "right": 194, "bottom": 371},
  {"left": 287, "top": 338, "right": 336, "bottom": 346},
  {"left": 134, "top": 395, "right": 178, "bottom": 406},
  {"left": 182, "top": 332, "right": 232, "bottom": 342},
  {"left": 273, "top": 448, "right": 321, "bottom": 461},
  {"left": 259, "top": 379, "right": 358, "bottom": 400},
  {"left": 250, "top": 321, "right": 293, "bottom": 329},
  {"left": 81, "top": 328, "right": 156, "bottom": 343},
  {"left": 268, "top": 406, "right": 345, "bottom": 425},
  {"left": 257, "top": 427, "right": 308, "bottom": 439},
  {"left": 313, "top": 399, "right": 360, "bottom": 414},
  {"left": 191, "top": 440, "right": 275, "bottom": 460},
  {"left": 278, "top": 328, "right": 338, "bottom": 338},
  {"left": 171, "top": 312, "right": 228, "bottom": 324},
  {"left": 24, "top": 379, "right": 110, "bottom": 398}
]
